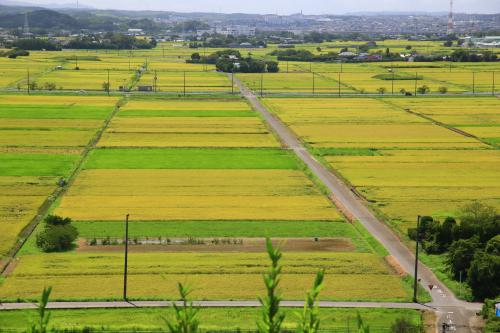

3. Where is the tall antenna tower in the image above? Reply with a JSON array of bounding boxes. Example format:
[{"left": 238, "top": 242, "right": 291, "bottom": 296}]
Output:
[
  {"left": 447, "top": 0, "right": 454, "bottom": 34},
  {"left": 23, "top": 12, "right": 30, "bottom": 36}
]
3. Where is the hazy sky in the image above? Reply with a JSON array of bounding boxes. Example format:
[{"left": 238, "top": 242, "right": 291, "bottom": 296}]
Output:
[{"left": 15, "top": 0, "right": 500, "bottom": 14}]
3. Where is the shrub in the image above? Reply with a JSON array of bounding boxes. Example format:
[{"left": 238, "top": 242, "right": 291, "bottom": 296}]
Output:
[
  {"left": 377, "top": 87, "right": 386, "bottom": 94},
  {"left": 438, "top": 86, "right": 448, "bottom": 94},
  {"left": 391, "top": 317, "right": 420, "bottom": 333},
  {"left": 417, "top": 85, "right": 430, "bottom": 94}
]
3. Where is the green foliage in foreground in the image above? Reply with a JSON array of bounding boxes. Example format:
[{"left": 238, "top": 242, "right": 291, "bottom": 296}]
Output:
[
  {"left": 26, "top": 287, "right": 52, "bottom": 333},
  {"left": 0, "top": 153, "right": 78, "bottom": 177},
  {"left": 84, "top": 148, "right": 298, "bottom": 170},
  {"left": 258, "top": 239, "right": 285, "bottom": 333},
  {"left": 164, "top": 284, "right": 199, "bottom": 333},
  {"left": 0, "top": 308, "right": 422, "bottom": 331}
]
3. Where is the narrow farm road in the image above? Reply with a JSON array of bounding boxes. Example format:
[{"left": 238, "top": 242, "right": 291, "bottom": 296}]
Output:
[{"left": 231, "top": 75, "right": 483, "bottom": 333}]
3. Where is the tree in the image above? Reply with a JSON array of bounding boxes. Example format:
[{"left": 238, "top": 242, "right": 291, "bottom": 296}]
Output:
[
  {"left": 405, "top": 45, "right": 412, "bottom": 50},
  {"left": 164, "top": 283, "right": 199, "bottom": 333},
  {"left": 485, "top": 235, "right": 500, "bottom": 255},
  {"left": 438, "top": 86, "right": 448, "bottom": 94},
  {"left": 458, "top": 201, "right": 498, "bottom": 241},
  {"left": 190, "top": 52, "right": 201, "bottom": 61},
  {"left": 266, "top": 61, "right": 279, "bottom": 73},
  {"left": 399, "top": 88, "right": 407, "bottom": 95},
  {"left": 467, "top": 250, "right": 500, "bottom": 300},
  {"left": 257, "top": 238, "right": 285, "bottom": 333},
  {"left": 377, "top": 87, "right": 386, "bottom": 94},
  {"left": 27, "top": 287, "right": 52, "bottom": 333},
  {"left": 443, "top": 40, "right": 453, "bottom": 47},
  {"left": 446, "top": 236, "right": 480, "bottom": 279},
  {"left": 417, "top": 85, "right": 430, "bottom": 94},
  {"left": 297, "top": 270, "right": 325, "bottom": 333},
  {"left": 36, "top": 215, "right": 78, "bottom": 252}
]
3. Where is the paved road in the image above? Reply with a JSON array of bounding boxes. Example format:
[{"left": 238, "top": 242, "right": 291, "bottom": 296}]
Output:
[
  {"left": 0, "top": 301, "right": 430, "bottom": 311},
  {"left": 232, "top": 76, "right": 482, "bottom": 333}
]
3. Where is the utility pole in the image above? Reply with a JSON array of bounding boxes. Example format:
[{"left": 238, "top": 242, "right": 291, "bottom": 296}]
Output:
[
  {"left": 312, "top": 72, "right": 315, "bottom": 95},
  {"left": 75, "top": 55, "right": 78, "bottom": 69},
  {"left": 472, "top": 72, "right": 475, "bottom": 95},
  {"left": 107, "top": 69, "right": 110, "bottom": 96},
  {"left": 231, "top": 70, "right": 234, "bottom": 94},
  {"left": 391, "top": 71, "right": 395, "bottom": 95},
  {"left": 414, "top": 72, "right": 418, "bottom": 96},
  {"left": 27, "top": 68, "right": 30, "bottom": 94},
  {"left": 183, "top": 71, "right": 186, "bottom": 96},
  {"left": 338, "top": 72, "right": 341, "bottom": 97},
  {"left": 123, "top": 214, "right": 130, "bottom": 301},
  {"left": 493, "top": 72, "right": 496, "bottom": 96},
  {"left": 154, "top": 70, "right": 158, "bottom": 93},
  {"left": 260, "top": 73, "right": 263, "bottom": 97},
  {"left": 413, "top": 215, "right": 421, "bottom": 303},
  {"left": 286, "top": 61, "right": 289, "bottom": 73}
]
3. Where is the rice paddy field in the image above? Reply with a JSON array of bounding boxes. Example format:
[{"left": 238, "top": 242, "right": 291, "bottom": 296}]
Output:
[
  {"left": 0, "top": 41, "right": 497, "bottom": 309},
  {"left": 0, "top": 92, "right": 416, "bottom": 303},
  {"left": 98, "top": 98, "right": 278, "bottom": 148},
  {"left": 263, "top": 96, "right": 500, "bottom": 233},
  {"left": 137, "top": 71, "right": 233, "bottom": 93},
  {"left": 0, "top": 95, "right": 117, "bottom": 258}
]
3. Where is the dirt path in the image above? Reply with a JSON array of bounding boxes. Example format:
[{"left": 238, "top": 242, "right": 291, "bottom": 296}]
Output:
[{"left": 231, "top": 74, "right": 483, "bottom": 333}]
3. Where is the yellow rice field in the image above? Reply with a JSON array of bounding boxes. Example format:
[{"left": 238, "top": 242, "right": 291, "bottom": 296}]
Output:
[
  {"left": 55, "top": 169, "right": 341, "bottom": 221},
  {"left": 0, "top": 252, "right": 407, "bottom": 301}
]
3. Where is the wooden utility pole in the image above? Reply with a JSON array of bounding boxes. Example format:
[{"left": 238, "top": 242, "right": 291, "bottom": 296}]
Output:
[
  {"left": 413, "top": 215, "right": 421, "bottom": 303},
  {"left": 493, "top": 72, "right": 496, "bottom": 96},
  {"left": 260, "top": 73, "right": 263, "bottom": 97},
  {"left": 312, "top": 72, "right": 315, "bottom": 95},
  {"left": 183, "top": 71, "right": 186, "bottom": 96},
  {"left": 231, "top": 70, "right": 234, "bottom": 94},
  {"left": 414, "top": 72, "right": 418, "bottom": 96},
  {"left": 123, "top": 214, "right": 130, "bottom": 300},
  {"left": 107, "top": 69, "right": 110, "bottom": 96},
  {"left": 27, "top": 68, "right": 30, "bottom": 95},
  {"left": 154, "top": 70, "right": 158, "bottom": 93},
  {"left": 472, "top": 72, "right": 475, "bottom": 95},
  {"left": 392, "top": 71, "right": 395, "bottom": 95},
  {"left": 338, "top": 72, "right": 341, "bottom": 97}
]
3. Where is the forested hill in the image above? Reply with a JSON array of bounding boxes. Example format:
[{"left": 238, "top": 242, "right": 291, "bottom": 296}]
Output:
[{"left": 0, "top": 8, "right": 79, "bottom": 29}]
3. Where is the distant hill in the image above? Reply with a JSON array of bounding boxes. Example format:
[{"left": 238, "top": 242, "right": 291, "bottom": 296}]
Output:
[{"left": 0, "top": 8, "right": 79, "bottom": 29}]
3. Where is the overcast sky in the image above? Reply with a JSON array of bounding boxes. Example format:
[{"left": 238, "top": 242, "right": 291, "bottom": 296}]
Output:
[{"left": 12, "top": 0, "right": 500, "bottom": 14}]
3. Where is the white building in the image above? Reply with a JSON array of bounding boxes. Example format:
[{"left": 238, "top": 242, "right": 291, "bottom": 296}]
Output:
[
  {"left": 463, "top": 36, "right": 500, "bottom": 48},
  {"left": 216, "top": 25, "right": 256, "bottom": 37}
]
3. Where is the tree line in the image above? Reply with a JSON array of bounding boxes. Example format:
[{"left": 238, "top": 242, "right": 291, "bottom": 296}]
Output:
[
  {"left": 187, "top": 49, "right": 279, "bottom": 73},
  {"left": 408, "top": 202, "right": 499, "bottom": 300}
]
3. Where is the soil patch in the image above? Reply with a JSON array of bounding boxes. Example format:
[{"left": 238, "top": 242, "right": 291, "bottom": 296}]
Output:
[{"left": 77, "top": 237, "right": 356, "bottom": 253}]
